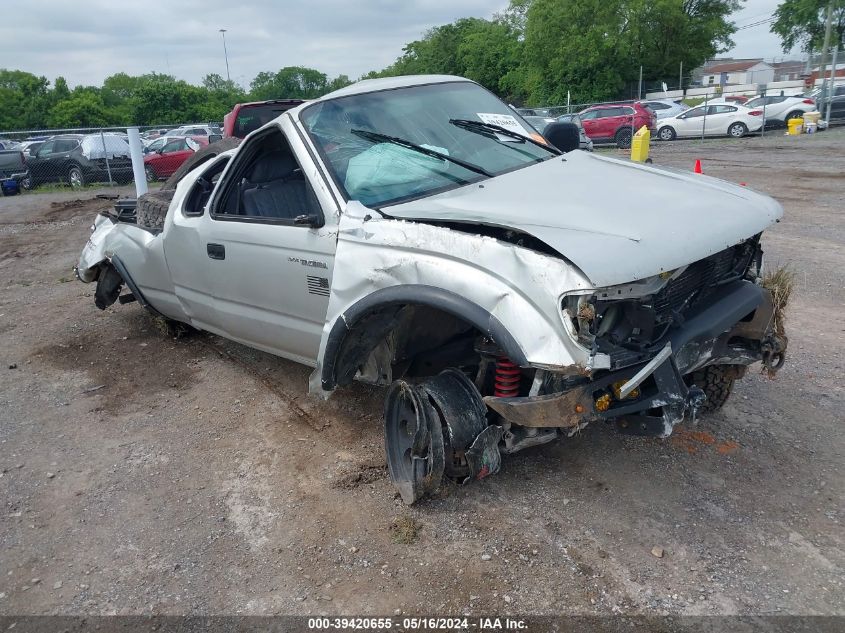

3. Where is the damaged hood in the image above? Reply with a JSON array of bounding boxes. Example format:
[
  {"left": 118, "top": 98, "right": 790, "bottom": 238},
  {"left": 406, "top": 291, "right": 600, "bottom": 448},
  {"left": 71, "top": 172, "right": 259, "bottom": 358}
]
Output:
[{"left": 386, "top": 151, "right": 782, "bottom": 287}]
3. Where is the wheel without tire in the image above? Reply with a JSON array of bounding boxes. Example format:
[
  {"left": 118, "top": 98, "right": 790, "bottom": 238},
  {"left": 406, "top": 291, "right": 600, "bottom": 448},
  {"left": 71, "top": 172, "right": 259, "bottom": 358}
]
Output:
[
  {"left": 68, "top": 165, "right": 85, "bottom": 188},
  {"left": 728, "top": 122, "right": 748, "bottom": 138},
  {"left": 384, "top": 380, "right": 445, "bottom": 505},
  {"left": 658, "top": 126, "right": 676, "bottom": 141},
  {"left": 136, "top": 189, "right": 175, "bottom": 230},
  {"left": 162, "top": 136, "right": 240, "bottom": 190},
  {"left": 145, "top": 165, "right": 157, "bottom": 182},
  {"left": 685, "top": 365, "right": 746, "bottom": 414},
  {"left": 419, "top": 369, "right": 487, "bottom": 480},
  {"left": 615, "top": 127, "right": 633, "bottom": 149}
]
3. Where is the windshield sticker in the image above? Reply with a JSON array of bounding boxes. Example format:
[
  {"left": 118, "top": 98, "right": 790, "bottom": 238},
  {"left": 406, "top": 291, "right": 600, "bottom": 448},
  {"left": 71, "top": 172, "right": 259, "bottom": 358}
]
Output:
[{"left": 476, "top": 113, "right": 528, "bottom": 140}]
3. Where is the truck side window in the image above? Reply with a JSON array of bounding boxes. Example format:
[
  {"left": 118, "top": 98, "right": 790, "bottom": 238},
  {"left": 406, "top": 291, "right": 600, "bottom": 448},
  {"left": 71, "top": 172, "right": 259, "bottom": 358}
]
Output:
[
  {"left": 183, "top": 156, "right": 230, "bottom": 217},
  {"left": 214, "top": 128, "right": 322, "bottom": 224}
]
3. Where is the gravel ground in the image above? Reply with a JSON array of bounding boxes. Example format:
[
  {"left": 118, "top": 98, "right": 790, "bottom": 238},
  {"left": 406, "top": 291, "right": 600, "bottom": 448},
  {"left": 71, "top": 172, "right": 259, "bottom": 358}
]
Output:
[{"left": 0, "top": 130, "right": 842, "bottom": 617}]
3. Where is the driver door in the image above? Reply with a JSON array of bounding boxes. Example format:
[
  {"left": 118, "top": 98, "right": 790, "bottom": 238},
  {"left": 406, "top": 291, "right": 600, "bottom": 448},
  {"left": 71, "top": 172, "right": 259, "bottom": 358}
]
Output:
[
  {"left": 204, "top": 120, "right": 339, "bottom": 365},
  {"left": 676, "top": 106, "right": 705, "bottom": 137}
]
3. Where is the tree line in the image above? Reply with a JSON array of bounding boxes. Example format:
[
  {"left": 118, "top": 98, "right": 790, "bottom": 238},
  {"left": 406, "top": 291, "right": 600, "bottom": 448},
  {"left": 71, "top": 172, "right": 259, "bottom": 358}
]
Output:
[
  {"left": 1, "top": 0, "right": 835, "bottom": 132},
  {"left": 0, "top": 67, "right": 353, "bottom": 132}
]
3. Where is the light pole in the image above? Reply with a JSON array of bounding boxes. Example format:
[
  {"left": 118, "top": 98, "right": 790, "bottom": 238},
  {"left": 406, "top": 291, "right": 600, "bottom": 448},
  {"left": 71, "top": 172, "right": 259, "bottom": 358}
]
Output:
[{"left": 219, "top": 29, "right": 230, "bottom": 82}]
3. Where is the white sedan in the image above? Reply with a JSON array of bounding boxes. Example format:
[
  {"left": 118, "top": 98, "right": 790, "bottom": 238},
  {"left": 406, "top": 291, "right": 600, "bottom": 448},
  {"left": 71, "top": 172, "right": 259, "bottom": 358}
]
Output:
[
  {"left": 656, "top": 104, "right": 764, "bottom": 140},
  {"left": 743, "top": 95, "right": 817, "bottom": 125}
]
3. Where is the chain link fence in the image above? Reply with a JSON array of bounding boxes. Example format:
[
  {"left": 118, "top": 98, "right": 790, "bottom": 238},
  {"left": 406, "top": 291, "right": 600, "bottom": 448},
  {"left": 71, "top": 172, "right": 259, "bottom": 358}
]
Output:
[{"left": 0, "top": 125, "right": 223, "bottom": 196}]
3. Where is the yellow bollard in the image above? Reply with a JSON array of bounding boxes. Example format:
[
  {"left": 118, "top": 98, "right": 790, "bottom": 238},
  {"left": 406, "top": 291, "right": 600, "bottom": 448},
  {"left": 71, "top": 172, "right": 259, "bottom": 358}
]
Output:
[
  {"left": 630, "top": 126, "right": 650, "bottom": 162},
  {"left": 787, "top": 117, "right": 804, "bottom": 136}
]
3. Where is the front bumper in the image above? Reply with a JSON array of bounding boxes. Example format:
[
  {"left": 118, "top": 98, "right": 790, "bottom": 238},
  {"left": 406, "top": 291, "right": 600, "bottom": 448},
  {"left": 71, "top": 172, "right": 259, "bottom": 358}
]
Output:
[{"left": 486, "top": 280, "right": 784, "bottom": 437}]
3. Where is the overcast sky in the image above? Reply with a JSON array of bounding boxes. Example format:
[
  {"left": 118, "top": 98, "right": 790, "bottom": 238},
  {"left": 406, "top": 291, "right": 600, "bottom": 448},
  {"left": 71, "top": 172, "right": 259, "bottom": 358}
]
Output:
[{"left": 0, "top": 0, "right": 793, "bottom": 89}]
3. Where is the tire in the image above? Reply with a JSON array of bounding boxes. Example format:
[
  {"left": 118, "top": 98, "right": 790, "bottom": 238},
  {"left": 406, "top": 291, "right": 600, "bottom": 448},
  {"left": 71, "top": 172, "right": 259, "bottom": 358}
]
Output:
[
  {"left": 144, "top": 165, "right": 157, "bottom": 182},
  {"left": 68, "top": 165, "right": 85, "bottom": 188},
  {"left": 728, "top": 122, "right": 748, "bottom": 138},
  {"left": 685, "top": 365, "right": 746, "bottom": 414},
  {"left": 785, "top": 111, "right": 804, "bottom": 124},
  {"left": 615, "top": 127, "right": 633, "bottom": 149},
  {"left": 162, "top": 136, "right": 240, "bottom": 190},
  {"left": 658, "top": 126, "right": 676, "bottom": 141},
  {"left": 136, "top": 189, "right": 175, "bottom": 230}
]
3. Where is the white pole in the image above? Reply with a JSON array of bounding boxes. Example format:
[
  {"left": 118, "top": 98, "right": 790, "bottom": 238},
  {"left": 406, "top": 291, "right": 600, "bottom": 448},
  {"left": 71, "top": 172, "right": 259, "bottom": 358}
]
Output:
[
  {"left": 127, "top": 127, "right": 147, "bottom": 197},
  {"left": 99, "top": 130, "right": 114, "bottom": 186}
]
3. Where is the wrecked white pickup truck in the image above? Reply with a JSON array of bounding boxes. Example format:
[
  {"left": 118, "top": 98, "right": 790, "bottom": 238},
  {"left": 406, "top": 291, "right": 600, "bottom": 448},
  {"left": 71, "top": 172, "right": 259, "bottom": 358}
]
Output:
[{"left": 77, "top": 75, "right": 787, "bottom": 504}]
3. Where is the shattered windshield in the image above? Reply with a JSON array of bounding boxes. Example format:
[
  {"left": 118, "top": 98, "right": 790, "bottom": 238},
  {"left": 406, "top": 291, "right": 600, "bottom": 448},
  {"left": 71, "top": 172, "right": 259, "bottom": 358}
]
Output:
[{"left": 300, "top": 81, "right": 556, "bottom": 207}]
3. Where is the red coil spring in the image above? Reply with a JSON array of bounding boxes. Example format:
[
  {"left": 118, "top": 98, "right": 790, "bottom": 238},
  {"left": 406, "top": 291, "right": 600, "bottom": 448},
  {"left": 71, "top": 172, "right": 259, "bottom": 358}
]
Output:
[{"left": 494, "top": 356, "right": 521, "bottom": 397}]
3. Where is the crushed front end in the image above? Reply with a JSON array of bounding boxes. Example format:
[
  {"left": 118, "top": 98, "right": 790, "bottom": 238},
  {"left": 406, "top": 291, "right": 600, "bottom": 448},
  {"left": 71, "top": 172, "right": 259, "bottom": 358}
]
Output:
[{"left": 485, "top": 235, "right": 788, "bottom": 440}]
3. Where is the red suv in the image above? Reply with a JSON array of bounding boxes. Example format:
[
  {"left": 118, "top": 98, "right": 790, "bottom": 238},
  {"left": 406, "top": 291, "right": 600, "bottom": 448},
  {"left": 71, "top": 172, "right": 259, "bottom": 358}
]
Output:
[
  {"left": 578, "top": 102, "right": 657, "bottom": 148},
  {"left": 223, "top": 99, "right": 306, "bottom": 139}
]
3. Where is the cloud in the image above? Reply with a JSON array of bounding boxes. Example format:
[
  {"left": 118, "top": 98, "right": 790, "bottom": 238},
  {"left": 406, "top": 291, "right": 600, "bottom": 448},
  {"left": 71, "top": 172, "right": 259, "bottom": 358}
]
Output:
[
  {"left": 0, "top": 0, "right": 802, "bottom": 91},
  {"left": 0, "top": 0, "right": 507, "bottom": 88}
]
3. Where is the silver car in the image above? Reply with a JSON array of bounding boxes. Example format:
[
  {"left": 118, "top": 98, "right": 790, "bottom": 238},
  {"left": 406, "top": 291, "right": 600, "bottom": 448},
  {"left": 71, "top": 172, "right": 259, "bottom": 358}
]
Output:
[
  {"left": 77, "top": 75, "right": 787, "bottom": 504},
  {"left": 643, "top": 99, "right": 688, "bottom": 119}
]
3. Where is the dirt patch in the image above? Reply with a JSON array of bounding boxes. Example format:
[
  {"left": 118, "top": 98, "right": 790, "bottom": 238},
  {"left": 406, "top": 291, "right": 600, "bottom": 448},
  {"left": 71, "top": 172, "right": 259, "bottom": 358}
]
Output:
[
  {"left": 32, "top": 314, "right": 203, "bottom": 414},
  {"left": 333, "top": 463, "right": 386, "bottom": 490}
]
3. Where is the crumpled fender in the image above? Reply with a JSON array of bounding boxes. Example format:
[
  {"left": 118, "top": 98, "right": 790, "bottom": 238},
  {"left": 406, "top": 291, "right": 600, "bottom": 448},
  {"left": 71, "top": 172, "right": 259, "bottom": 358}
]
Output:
[
  {"left": 76, "top": 213, "right": 118, "bottom": 282},
  {"left": 309, "top": 201, "right": 599, "bottom": 397}
]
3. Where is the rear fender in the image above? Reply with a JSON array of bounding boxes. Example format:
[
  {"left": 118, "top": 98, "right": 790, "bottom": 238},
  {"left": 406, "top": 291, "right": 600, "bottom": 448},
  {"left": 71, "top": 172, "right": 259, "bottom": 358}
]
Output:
[{"left": 76, "top": 212, "right": 180, "bottom": 319}]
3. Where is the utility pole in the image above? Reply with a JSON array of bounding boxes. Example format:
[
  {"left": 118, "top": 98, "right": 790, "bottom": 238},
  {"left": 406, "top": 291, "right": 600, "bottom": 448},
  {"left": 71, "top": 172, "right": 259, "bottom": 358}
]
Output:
[
  {"left": 638, "top": 65, "right": 643, "bottom": 100},
  {"left": 817, "top": 2, "right": 834, "bottom": 101},
  {"left": 679, "top": 61, "right": 683, "bottom": 91},
  {"left": 219, "top": 29, "right": 231, "bottom": 82},
  {"left": 826, "top": 45, "right": 839, "bottom": 123}
]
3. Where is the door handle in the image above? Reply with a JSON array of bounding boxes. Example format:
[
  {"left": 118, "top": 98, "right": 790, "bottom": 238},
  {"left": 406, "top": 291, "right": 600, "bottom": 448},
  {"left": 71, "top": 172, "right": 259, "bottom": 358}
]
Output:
[{"left": 207, "top": 243, "right": 225, "bottom": 260}]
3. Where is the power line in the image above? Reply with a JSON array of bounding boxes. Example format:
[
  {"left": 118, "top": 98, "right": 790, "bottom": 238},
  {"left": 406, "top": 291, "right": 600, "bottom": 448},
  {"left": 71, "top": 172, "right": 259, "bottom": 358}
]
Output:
[
  {"left": 736, "top": 17, "right": 776, "bottom": 31},
  {"left": 734, "top": 12, "right": 773, "bottom": 26}
]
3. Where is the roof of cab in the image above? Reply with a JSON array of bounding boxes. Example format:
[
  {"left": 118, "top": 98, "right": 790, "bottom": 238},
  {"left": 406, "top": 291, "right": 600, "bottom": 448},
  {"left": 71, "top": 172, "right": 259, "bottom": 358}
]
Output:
[{"left": 315, "top": 75, "right": 473, "bottom": 101}]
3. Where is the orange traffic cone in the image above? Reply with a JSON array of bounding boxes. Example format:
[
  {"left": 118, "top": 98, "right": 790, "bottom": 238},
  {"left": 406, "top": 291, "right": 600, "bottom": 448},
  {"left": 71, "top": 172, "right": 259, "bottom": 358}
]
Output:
[{"left": 694, "top": 159, "right": 703, "bottom": 174}]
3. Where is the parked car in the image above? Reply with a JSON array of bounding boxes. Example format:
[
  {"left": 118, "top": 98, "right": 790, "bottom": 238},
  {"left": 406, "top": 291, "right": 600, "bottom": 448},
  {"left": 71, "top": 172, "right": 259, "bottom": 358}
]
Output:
[
  {"left": 744, "top": 95, "right": 817, "bottom": 127},
  {"left": 19, "top": 140, "right": 45, "bottom": 159},
  {"left": 166, "top": 125, "right": 221, "bottom": 139},
  {"left": 578, "top": 102, "right": 656, "bottom": 148},
  {"left": 814, "top": 84, "right": 845, "bottom": 122},
  {"left": 642, "top": 99, "right": 687, "bottom": 119},
  {"left": 143, "top": 136, "right": 178, "bottom": 154},
  {"left": 555, "top": 114, "right": 593, "bottom": 150},
  {"left": 0, "top": 148, "right": 29, "bottom": 193},
  {"left": 223, "top": 99, "right": 306, "bottom": 139},
  {"left": 26, "top": 134, "right": 133, "bottom": 188},
  {"left": 522, "top": 114, "right": 556, "bottom": 132},
  {"left": 143, "top": 136, "right": 208, "bottom": 181},
  {"left": 77, "top": 74, "right": 787, "bottom": 505},
  {"left": 0, "top": 139, "right": 21, "bottom": 150},
  {"left": 705, "top": 95, "right": 751, "bottom": 106},
  {"left": 656, "top": 104, "right": 764, "bottom": 140}
]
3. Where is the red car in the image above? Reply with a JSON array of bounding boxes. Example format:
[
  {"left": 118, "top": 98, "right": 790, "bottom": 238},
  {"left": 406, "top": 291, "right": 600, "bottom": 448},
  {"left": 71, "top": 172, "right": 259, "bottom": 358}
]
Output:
[
  {"left": 578, "top": 102, "right": 657, "bottom": 148},
  {"left": 143, "top": 136, "right": 208, "bottom": 182}
]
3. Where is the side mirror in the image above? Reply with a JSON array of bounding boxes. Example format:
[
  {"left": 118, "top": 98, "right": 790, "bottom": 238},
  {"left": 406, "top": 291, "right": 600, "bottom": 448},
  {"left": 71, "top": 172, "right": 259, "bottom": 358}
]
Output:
[
  {"left": 543, "top": 122, "right": 581, "bottom": 153},
  {"left": 294, "top": 214, "right": 322, "bottom": 227},
  {"left": 208, "top": 134, "right": 222, "bottom": 144}
]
